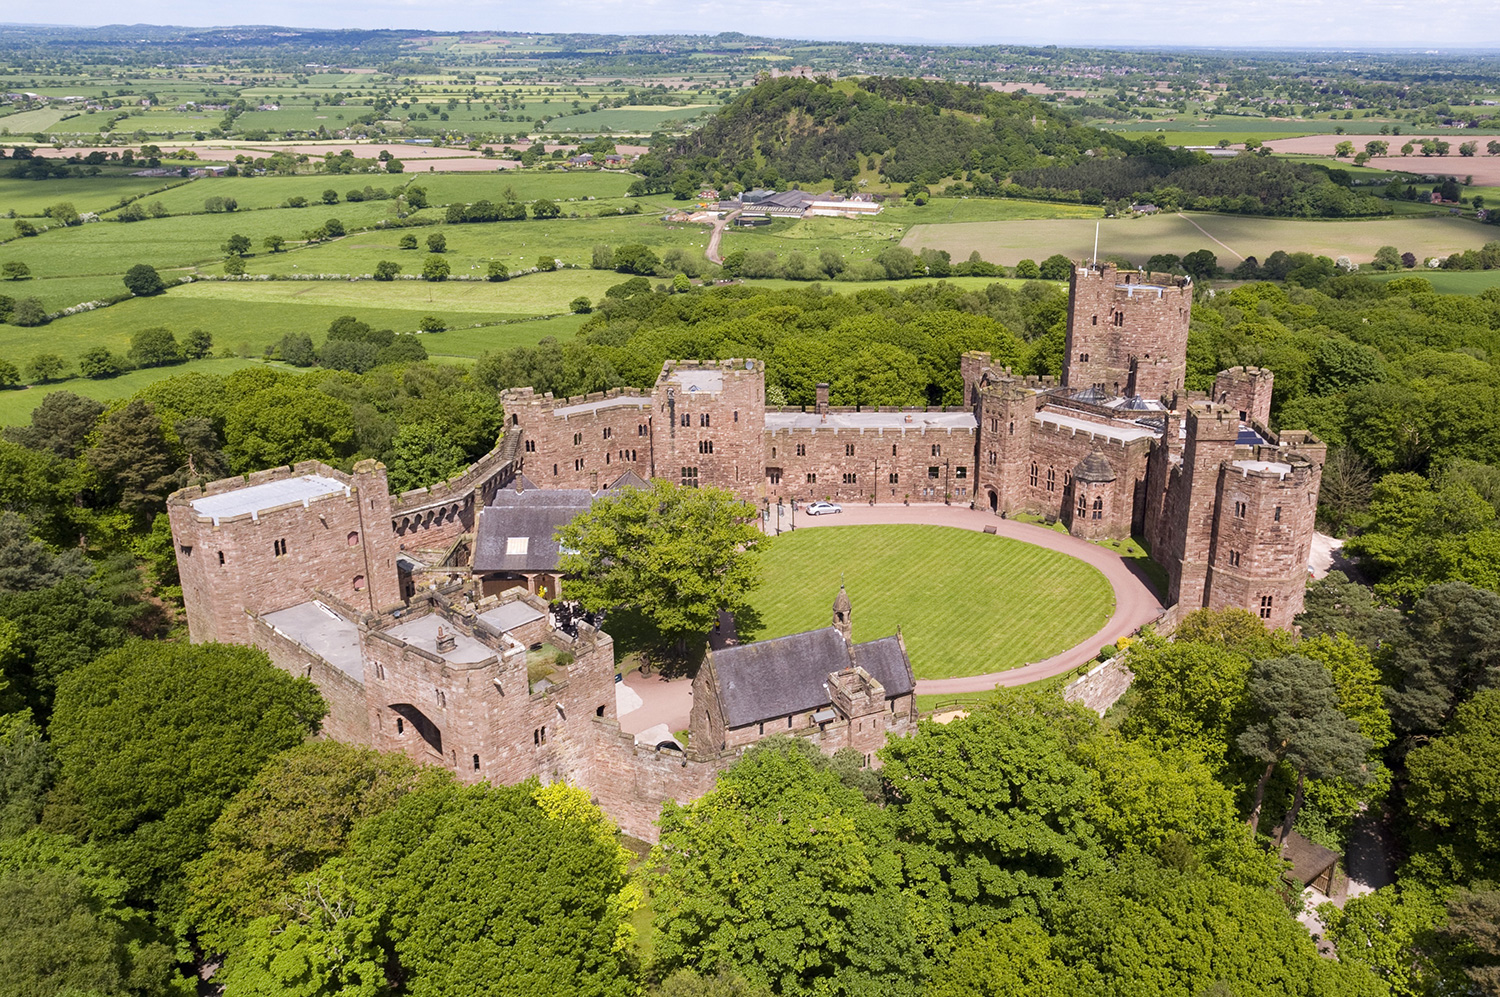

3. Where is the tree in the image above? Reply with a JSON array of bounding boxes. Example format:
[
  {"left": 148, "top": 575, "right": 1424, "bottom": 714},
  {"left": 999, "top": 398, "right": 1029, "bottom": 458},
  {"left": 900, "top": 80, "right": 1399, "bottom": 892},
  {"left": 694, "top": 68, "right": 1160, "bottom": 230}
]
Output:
[
  {"left": 387, "top": 420, "right": 471, "bottom": 493},
  {"left": 2, "top": 262, "right": 31, "bottom": 281},
  {"left": 1461, "top": 141, "right": 1479, "bottom": 158},
  {"left": 322, "top": 188, "right": 339, "bottom": 204},
  {"left": 8, "top": 297, "right": 44, "bottom": 327},
  {"left": 1014, "top": 258, "right": 1041, "bottom": 279},
  {"left": 1236, "top": 655, "right": 1372, "bottom": 836},
  {"left": 1336, "top": 140, "right": 1355, "bottom": 158},
  {"left": 49, "top": 642, "right": 325, "bottom": 909},
  {"left": 0, "top": 361, "right": 17, "bottom": 389},
  {"left": 0, "top": 711, "right": 54, "bottom": 836},
  {"left": 385, "top": 158, "right": 403, "bottom": 173},
  {"left": 277, "top": 332, "right": 317, "bottom": 367},
  {"left": 571, "top": 296, "right": 592, "bottom": 314},
  {"left": 4, "top": 390, "right": 101, "bottom": 458},
  {"left": 45, "top": 202, "right": 79, "bottom": 226},
  {"left": 13, "top": 220, "right": 36, "bottom": 237},
  {"left": 222, "top": 233, "right": 252, "bottom": 257},
  {"left": 612, "top": 243, "right": 660, "bottom": 275},
  {"left": 1038, "top": 253, "right": 1073, "bottom": 281},
  {"left": 557, "top": 479, "right": 763, "bottom": 652},
  {"left": 422, "top": 255, "right": 450, "bottom": 281},
  {"left": 183, "top": 329, "right": 214, "bottom": 359},
  {"left": 1182, "top": 248, "right": 1219, "bottom": 279},
  {"left": 374, "top": 260, "right": 401, "bottom": 281},
  {"left": 184, "top": 742, "right": 427, "bottom": 952},
  {"left": 881, "top": 691, "right": 1102, "bottom": 943},
  {"left": 331, "top": 780, "right": 635, "bottom": 997},
  {"left": 417, "top": 315, "right": 446, "bottom": 333},
  {"left": 1296, "top": 570, "right": 1404, "bottom": 650},
  {"left": 1405, "top": 690, "right": 1500, "bottom": 886},
  {"left": 398, "top": 233, "right": 418, "bottom": 249},
  {"left": 536, "top": 255, "right": 558, "bottom": 272},
  {"left": 0, "top": 513, "right": 90, "bottom": 594},
  {"left": 223, "top": 256, "right": 247, "bottom": 276},
  {"left": 1444, "top": 888, "right": 1500, "bottom": 991},
  {"left": 926, "top": 920, "right": 1063, "bottom": 997},
  {"left": 263, "top": 234, "right": 286, "bottom": 253},
  {"left": 127, "top": 326, "right": 182, "bottom": 368},
  {"left": 532, "top": 198, "right": 561, "bottom": 219},
  {"left": 653, "top": 739, "right": 921, "bottom": 996},
  {"left": 0, "top": 831, "right": 191, "bottom": 997},
  {"left": 224, "top": 381, "right": 356, "bottom": 470},
  {"left": 122, "top": 262, "right": 165, "bottom": 296},
  {"left": 1119, "top": 638, "right": 1250, "bottom": 770},
  {"left": 1320, "top": 886, "right": 1450, "bottom": 997},
  {"left": 84, "top": 399, "right": 178, "bottom": 523},
  {"left": 426, "top": 232, "right": 446, "bottom": 253},
  {"left": 1385, "top": 582, "right": 1500, "bottom": 741}
]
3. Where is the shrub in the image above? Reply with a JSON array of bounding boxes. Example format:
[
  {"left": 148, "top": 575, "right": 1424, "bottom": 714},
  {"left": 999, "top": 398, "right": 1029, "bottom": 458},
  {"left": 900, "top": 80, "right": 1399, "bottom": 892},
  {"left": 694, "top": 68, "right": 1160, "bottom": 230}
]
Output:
[
  {"left": 418, "top": 315, "right": 446, "bottom": 333},
  {"left": 0, "top": 359, "right": 19, "bottom": 388},
  {"left": 323, "top": 218, "right": 345, "bottom": 237},
  {"left": 79, "top": 346, "right": 123, "bottom": 377},
  {"left": 13, "top": 220, "right": 37, "bottom": 237},
  {"left": 399, "top": 234, "right": 418, "bottom": 250},
  {"left": 535, "top": 255, "right": 557, "bottom": 272},
  {"left": 486, "top": 261, "right": 510, "bottom": 282},
  {"left": 25, "top": 353, "right": 69, "bottom": 382},
  {"left": 10, "top": 297, "right": 46, "bottom": 326},
  {"left": 2, "top": 262, "right": 31, "bottom": 281},
  {"left": 422, "top": 256, "right": 451, "bottom": 282},
  {"left": 570, "top": 296, "right": 592, "bottom": 314},
  {"left": 374, "top": 261, "right": 401, "bottom": 281}
]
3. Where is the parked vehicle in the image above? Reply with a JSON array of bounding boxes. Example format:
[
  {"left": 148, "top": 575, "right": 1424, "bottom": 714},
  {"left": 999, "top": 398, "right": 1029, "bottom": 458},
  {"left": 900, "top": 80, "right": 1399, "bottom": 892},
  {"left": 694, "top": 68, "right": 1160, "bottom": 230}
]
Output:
[{"left": 806, "top": 501, "right": 843, "bottom": 515}]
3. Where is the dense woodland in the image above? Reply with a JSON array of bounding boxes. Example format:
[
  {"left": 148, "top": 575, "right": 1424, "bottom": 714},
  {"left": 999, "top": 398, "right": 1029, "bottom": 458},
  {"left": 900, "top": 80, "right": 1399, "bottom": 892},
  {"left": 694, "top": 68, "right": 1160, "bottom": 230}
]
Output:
[
  {"left": 635, "top": 78, "right": 1387, "bottom": 217},
  {"left": 0, "top": 265, "right": 1498, "bottom": 994}
]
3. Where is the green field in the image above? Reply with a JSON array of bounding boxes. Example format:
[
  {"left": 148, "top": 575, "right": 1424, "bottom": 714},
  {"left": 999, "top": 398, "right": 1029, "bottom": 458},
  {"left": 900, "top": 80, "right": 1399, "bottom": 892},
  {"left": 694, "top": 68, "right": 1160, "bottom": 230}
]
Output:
[
  {"left": 901, "top": 211, "right": 1496, "bottom": 266},
  {"left": 1365, "top": 269, "right": 1500, "bottom": 293},
  {"left": 741, "top": 524, "right": 1113, "bottom": 680},
  {"left": 0, "top": 176, "right": 189, "bottom": 217},
  {"left": 0, "top": 356, "right": 283, "bottom": 426}
]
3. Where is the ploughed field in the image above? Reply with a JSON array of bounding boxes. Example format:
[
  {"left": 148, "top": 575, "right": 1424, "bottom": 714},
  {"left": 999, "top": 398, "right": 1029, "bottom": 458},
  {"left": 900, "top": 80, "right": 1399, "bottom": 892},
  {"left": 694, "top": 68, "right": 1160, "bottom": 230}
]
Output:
[{"left": 740, "top": 524, "right": 1114, "bottom": 681}]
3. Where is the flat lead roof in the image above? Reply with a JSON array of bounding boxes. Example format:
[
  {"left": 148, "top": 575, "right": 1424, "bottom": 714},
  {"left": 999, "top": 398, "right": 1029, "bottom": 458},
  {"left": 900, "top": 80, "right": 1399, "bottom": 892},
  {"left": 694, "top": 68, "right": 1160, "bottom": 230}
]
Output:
[
  {"left": 261, "top": 601, "right": 363, "bottom": 682},
  {"left": 479, "top": 601, "right": 546, "bottom": 633},
  {"left": 1035, "top": 410, "right": 1158, "bottom": 443},
  {"left": 1232, "top": 460, "right": 1294, "bottom": 476},
  {"left": 190, "top": 475, "right": 348, "bottom": 523},
  {"left": 553, "top": 395, "right": 651, "bottom": 418},
  {"left": 669, "top": 369, "right": 724, "bottom": 393},
  {"left": 766, "top": 411, "right": 977, "bottom": 432},
  {"left": 384, "top": 614, "right": 496, "bottom": 665}
]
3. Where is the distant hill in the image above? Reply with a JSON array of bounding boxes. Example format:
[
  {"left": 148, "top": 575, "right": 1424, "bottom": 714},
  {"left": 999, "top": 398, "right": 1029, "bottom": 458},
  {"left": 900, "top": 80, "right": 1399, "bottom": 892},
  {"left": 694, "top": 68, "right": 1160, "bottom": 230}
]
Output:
[{"left": 637, "top": 76, "right": 1387, "bottom": 218}]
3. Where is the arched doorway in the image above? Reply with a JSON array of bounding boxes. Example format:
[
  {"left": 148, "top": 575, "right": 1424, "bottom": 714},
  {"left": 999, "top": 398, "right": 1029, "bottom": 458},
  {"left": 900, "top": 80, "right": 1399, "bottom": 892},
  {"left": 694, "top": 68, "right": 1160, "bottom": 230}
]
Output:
[
  {"left": 388, "top": 703, "right": 443, "bottom": 757},
  {"left": 987, "top": 488, "right": 999, "bottom": 514}
]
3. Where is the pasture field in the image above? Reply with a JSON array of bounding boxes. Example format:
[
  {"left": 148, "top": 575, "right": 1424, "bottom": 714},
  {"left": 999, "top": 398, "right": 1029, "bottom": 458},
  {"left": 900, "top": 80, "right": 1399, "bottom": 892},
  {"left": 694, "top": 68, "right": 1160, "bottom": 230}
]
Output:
[
  {"left": 0, "top": 356, "right": 283, "bottom": 426},
  {"left": 901, "top": 211, "right": 1496, "bottom": 266},
  {"left": 741, "top": 524, "right": 1114, "bottom": 681},
  {"left": 1365, "top": 269, "right": 1500, "bottom": 293},
  {"left": 0, "top": 106, "right": 77, "bottom": 134},
  {"left": 0, "top": 176, "right": 189, "bottom": 217}
]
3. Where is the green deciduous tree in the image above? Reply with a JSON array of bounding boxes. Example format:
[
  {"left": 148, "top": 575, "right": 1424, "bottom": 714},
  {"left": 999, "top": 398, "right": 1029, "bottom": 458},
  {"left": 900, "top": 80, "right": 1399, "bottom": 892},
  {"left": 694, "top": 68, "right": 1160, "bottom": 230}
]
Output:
[
  {"left": 373, "top": 260, "right": 400, "bottom": 281},
  {"left": 1386, "top": 582, "right": 1500, "bottom": 742},
  {"left": 1405, "top": 689, "right": 1500, "bottom": 886},
  {"left": 224, "top": 382, "right": 357, "bottom": 470},
  {"left": 425, "top": 232, "right": 445, "bottom": 253},
  {"left": 122, "top": 263, "right": 165, "bottom": 296},
  {"left": 22, "top": 353, "right": 67, "bottom": 384},
  {"left": 1120, "top": 639, "right": 1250, "bottom": 770},
  {"left": 127, "top": 327, "right": 183, "bottom": 368},
  {"left": 386, "top": 421, "right": 469, "bottom": 493},
  {"left": 49, "top": 641, "right": 325, "bottom": 909},
  {"left": 222, "top": 233, "right": 252, "bottom": 257},
  {"left": 558, "top": 479, "right": 762, "bottom": 651},
  {"left": 653, "top": 739, "right": 921, "bottom": 997},
  {"left": 881, "top": 691, "right": 1102, "bottom": 944},
  {"left": 421, "top": 256, "right": 450, "bottom": 281},
  {"left": 184, "top": 742, "right": 427, "bottom": 953},
  {"left": 1, "top": 262, "right": 31, "bottom": 282}
]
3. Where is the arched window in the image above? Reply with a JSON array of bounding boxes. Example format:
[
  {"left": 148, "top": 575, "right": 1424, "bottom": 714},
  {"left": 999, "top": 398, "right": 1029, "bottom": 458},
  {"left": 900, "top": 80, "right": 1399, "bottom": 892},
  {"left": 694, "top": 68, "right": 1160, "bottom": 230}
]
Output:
[
  {"left": 1077, "top": 494, "right": 1088, "bottom": 518},
  {"left": 1030, "top": 463, "right": 1038, "bottom": 487},
  {"left": 1092, "top": 496, "right": 1104, "bottom": 520},
  {"left": 353, "top": 574, "right": 366, "bottom": 592},
  {"left": 347, "top": 531, "right": 360, "bottom": 546}
]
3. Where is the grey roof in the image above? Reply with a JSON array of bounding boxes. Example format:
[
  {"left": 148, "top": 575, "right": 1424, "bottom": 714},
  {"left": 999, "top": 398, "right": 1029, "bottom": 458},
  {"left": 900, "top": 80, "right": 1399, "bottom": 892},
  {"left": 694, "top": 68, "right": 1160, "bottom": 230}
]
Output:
[
  {"left": 710, "top": 627, "right": 914, "bottom": 728},
  {"left": 1073, "top": 450, "right": 1117, "bottom": 483},
  {"left": 762, "top": 189, "right": 817, "bottom": 210},
  {"left": 472, "top": 489, "right": 594, "bottom": 573},
  {"left": 479, "top": 601, "right": 546, "bottom": 633},
  {"left": 712, "top": 627, "right": 852, "bottom": 727},
  {"left": 384, "top": 614, "right": 496, "bottom": 664},
  {"left": 854, "top": 635, "right": 916, "bottom": 698},
  {"left": 552, "top": 395, "right": 650, "bottom": 418},
  {"left": 602, "top": 470, "right": 649, "bottom": 492},
  {"left": 190, "top": 475, "right": 348, "bottom": 523},
  {"left": 766, "top": 410, "right": 977, "bottom": 432},
  {"left": 261, "top": 601, "right": 364, "bottom": 681},
  {"left": 668, "top": 368, "right": 724, "bottom": 393}
]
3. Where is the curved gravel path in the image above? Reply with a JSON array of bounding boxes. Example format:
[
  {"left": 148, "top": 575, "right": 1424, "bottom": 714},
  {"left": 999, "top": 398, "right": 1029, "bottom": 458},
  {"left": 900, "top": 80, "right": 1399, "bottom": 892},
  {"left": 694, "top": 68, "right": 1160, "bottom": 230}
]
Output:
[{"left": 785, "top": 505, "right": 1164, "bottom": 694}]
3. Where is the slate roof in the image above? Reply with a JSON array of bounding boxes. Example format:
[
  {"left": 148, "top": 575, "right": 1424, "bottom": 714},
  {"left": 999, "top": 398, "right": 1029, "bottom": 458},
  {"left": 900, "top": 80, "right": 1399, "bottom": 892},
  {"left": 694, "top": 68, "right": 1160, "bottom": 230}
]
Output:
[
  {"left": 709, "top": 626, "right": 915, "bottom": 728},
  {"left": 1073, "top": 450, "right": 1117, "bottom": 483},
  {"left": 472, "top": 489, "right": 594, "bottom": 573}
]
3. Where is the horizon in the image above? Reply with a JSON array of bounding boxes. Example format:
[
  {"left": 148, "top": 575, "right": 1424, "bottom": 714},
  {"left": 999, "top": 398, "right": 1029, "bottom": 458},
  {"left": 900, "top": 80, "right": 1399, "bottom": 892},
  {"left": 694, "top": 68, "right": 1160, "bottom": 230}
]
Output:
[{"left": 3, "top": 5, "right": 1498, "bottom": 53}]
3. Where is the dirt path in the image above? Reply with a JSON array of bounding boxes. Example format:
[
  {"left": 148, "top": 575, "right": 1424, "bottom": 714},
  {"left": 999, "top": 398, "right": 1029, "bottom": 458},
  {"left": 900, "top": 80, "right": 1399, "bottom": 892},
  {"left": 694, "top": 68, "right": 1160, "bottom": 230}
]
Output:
[
  {"left": 786, "top": 505, "right": 1165, "bottom": 694},
  {"left": 1177, "top": 212, "right": 1246, "bottom": 261},
  {"left": 705, "top": 208, "right": 738, "bottom": 265}
]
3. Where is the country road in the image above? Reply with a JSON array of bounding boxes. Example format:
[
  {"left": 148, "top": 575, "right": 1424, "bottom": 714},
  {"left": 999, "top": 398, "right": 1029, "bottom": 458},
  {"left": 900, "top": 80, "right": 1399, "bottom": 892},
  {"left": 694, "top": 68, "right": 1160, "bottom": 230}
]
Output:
[{"left": 705, "top": 208, "right": 739, "bottom": 265}]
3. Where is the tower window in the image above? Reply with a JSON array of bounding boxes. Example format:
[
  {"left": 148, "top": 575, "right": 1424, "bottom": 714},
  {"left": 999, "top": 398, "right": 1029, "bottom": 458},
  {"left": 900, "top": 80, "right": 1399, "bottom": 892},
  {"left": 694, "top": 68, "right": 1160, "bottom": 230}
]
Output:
[
  {"left": 680, "top": 413, "right": 690, "bottom": 427},
  {"left": 638, "top": 423, "right": 648, "bottom": 436},
  {"left": 989, "top": 451, "right": 997, "bottom": 466},
  {"left": 842, "top": 473, "right": 856, "bottom": 484},
  {"left": 1229, "top": 550, "right": 1241, "bottom": 566},
  {"left": 931, "top": 444, "right": 941, "bottom": 457},
  {"left": 699, "top": 439, "right": 714, "bottom": 454},
  {"left": 1092, "top": 496, "right": 1103, "bottom": 520},
  {"left": 1113, "top": 312, "right": 1124, "bottom": 327},
  {"left": 573, "top": 432, "right": 582, "bottom": 446},
  {"left": 888, "top": 472, "right": 899, "bottom": 484},
  {"left": 574, "top": 458, "right": 585, "bottom": 471},
  {"left": 1046, "top": 468, "right": 1056, "bottom": 492},
  {"left": 1274, "top": 506, "right": 1282, "bottom": 522},
  {"left": 767, "top": 469, "right": 782, "bottom": 484},
  {"left": 1077, "top": 494, "right": 1087, "bottom": 518},
  {"left": 273, "top": 538, "right": 287, "bottom": 557},
  {"left": 1235, "top": 501, "right": 1247, "bottom": 518},
  {"left": 681, "top": 467, "right": 699, "bottom": 488},
  {"left": 1092, "top": 315, "right": 1098, "bottom": 326},
  {"left": 806, "top": 473, "right": 817, "bottom": 484},
  {"left": 1030, "top": 463, "right": 1038, "bottom": 487},
  {"left": 217, "top": 550, "right": 225, "bottom": 565},
  {"left": 796, "top": 444, "right": 806, "bottom": 457},
  {"left": 1009, "top": 421, "right": 1015, "bottom": 435},
  {"left": 1260, "top": 595, "right": 1274, "bottom": 620},
  {"left": 525, "top": 439, "right": 536, "bottom": 452},
  {"left": 473, "top": 754, "right": 480, "bottom": 771},
  {"left": 928, "top": 466, "right": 940, "bottom": 479},
  {"left": 700, "top": 413, "right": 710, "bottom": 427},
  {"left": 845, "top": 443, "right": 855, "bottom": 457},
  {"left": 603, "top": 426, "right": 612, "bottom": 439},
  {"left": 347, "top": 531, "right": 360, "bottom": 546}
]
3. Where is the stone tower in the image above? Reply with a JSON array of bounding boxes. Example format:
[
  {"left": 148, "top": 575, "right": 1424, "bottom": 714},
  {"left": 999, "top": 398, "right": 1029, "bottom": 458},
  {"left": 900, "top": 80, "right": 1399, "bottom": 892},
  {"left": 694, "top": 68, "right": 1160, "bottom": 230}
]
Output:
[
  {"left": 832, "top": 584, "right": 852, "bottom": 641},
  {"left": 1063, "top": 263, "right": 1192, "bottom": 403}
]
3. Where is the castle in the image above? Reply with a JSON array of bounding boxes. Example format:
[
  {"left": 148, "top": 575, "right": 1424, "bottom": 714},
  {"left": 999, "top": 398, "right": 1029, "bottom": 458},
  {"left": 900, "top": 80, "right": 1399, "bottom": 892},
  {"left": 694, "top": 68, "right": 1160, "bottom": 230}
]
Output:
[{"left": 166, "top": 261, "right": 1323, "bottom": 839}]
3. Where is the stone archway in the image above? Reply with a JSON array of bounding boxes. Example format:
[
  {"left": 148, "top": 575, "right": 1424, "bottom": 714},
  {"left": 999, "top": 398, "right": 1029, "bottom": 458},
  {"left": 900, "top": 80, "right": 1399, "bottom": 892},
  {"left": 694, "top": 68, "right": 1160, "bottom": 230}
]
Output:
[
  {"left": 987, "top": 488, "right": 999, "bottom": 514},
  {"left": 388, "top": 703, "right": 443, "bottom": 757}
]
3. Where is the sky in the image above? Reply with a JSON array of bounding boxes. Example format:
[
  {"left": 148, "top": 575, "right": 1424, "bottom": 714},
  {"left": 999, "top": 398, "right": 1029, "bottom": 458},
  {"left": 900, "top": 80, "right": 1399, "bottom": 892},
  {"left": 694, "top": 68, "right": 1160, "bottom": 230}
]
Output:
[{"left": 13, "top": 0, "right": 1499, "bottom": 50}]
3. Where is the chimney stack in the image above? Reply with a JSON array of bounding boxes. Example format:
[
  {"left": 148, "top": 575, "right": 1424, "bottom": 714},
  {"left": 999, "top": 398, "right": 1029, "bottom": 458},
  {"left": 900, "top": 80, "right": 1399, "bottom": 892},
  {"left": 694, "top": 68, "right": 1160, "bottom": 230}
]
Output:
[
  {"left": 815, "top": 383, "right": 830, "bottom": 418},
  {"left": 436, "top": 625, "right": 456, "bottom": 653}
]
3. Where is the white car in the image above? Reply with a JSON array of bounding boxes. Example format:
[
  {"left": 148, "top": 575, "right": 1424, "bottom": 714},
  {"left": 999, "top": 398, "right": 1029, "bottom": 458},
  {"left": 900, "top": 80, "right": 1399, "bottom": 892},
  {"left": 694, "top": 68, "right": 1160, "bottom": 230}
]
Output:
[{"left": 805, "top": 501, "right": 843, "bottom": 516}]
